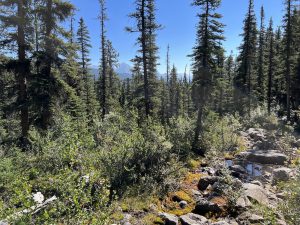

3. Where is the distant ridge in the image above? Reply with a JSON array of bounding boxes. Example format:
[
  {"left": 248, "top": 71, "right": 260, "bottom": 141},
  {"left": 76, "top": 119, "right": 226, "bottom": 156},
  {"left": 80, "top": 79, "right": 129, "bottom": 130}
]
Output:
[{"left": 90, "top": 63, "right": 190, "bottom": 80}]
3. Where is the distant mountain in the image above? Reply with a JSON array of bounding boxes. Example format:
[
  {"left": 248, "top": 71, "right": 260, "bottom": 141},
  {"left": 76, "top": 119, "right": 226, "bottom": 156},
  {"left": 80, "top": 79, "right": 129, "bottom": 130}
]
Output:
[
  {"left": 116, "top": 63, "right": 132, "bottom": 78},
  {"left": 90, "top": 62, "right": 132, "bottom": 80},
  {"left": 90, "top": 63, "right": 190, "bottom": 81}
]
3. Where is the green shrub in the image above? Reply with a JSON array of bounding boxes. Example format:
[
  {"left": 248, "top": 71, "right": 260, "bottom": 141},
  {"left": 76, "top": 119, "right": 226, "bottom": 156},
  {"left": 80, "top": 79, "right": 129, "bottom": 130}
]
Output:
[
  {"left": 0, "top": 115, "right": 111, "bottom": 224},
  {"left": 280, "top": 174, "right": 300, "bottom": 225},
  {"left": 200, "top": 111, "right": 241, "bottom": 156},
  {"left": 167, "top": 116, "right": 195, "bottom": 158},
  {"left": 98, "top": 112, "right": 182, "bottom": 196}
]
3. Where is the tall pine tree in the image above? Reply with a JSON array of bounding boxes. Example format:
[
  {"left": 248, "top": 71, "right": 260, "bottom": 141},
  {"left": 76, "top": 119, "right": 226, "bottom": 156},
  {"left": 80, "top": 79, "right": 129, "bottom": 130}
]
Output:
[{"left": 190, "top": 0, "right": 225, "bottom": 154}]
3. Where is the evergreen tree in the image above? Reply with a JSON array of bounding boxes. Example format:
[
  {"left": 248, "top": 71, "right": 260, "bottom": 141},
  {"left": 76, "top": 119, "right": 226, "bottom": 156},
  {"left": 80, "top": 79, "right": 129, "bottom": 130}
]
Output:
[
  {"left": 273, "top": 27, "right": 285, "bottom": 108},
  {"left": 127, "top": 0, "right": 161, "bottom": 117},
  {"left": 99, "top": 0, "right": 108, "bottom": 119},
  {"left": 266, "top": 18, "right": 275, "bottom": 114},
  {"left": 106, "top": 40, "right": 121, "bottom": 112},
  {"left": 169, "top": 65, "right": 178, "bottom": 117},
  {"left": 224, "top": 52, "right": 235, "bottom": 113},
  {"left": 283, "top": 0, "right": 293, "bottom": 121},
  {"left": 34, "top": 0, "right": 74, "bottom": 129},
  {"left": 77, "top": 17, "right": 99, "bottom": 126},
  {"left": 166, "top": 45, "right": 170, "bottom": 84},
  {"left": 0, "top": 0, "right": 31, "bottom": 142},
  {"left": 182, "top": 65, "right": 191, "bottom": 116},
  {"left": 235, "top": 0, "right": 257, "bottom": 116},
  {"left": 291, "top": 7, "right": 300, "bottom": 112},
  {"left": 256, "top": 6, "right": 266, "bottom": 103},
  {"left": 190, "top": 0, "right": 225, "bottom": 154}
]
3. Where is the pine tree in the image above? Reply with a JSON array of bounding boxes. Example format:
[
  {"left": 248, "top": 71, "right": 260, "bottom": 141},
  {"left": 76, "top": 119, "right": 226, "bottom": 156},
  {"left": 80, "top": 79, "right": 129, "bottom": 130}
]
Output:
[
  {"left": 35, "top": 0, "right": 74, "bottom": 129},
  {"left": 169, "top": 65, "right": 178, "bottom": 117},
  {"left": 283, "top": 0, "right": 293, "bottom": 121},
  {"left": 77, "top": 17, "right": 99, "bottom": 126},
  {"left": 256, "top": 6, "right": 266, "bottom": 103},
  {"left": 235, "top": 0, "right": 257, "bottom": 116},
  {"left": 224, "top": 52, "right": 235, "bottom": 113},
  {"left": 266, "top": 18, "right": 275, "bottom": 114},
  {"left": 190, "top": 0, "right": 225, "bottom": 154},
  {"left": 127, "top": 0, "right": 161, "bottom": 117},
  {"left": 0, "top": 0, "right": 31, "bottom": 142},
  {"left": 166, "top": 45, "right": 170, "bottom": 84},
  {"left": 273, "top": 27, "right": 284, "bottom": 108},
  {"left": 99, "top": 0, "right": 108, "bottom": 119},
  {"left": 106, "top": 40, "right": 121, "bottom": 112},
  {"left": 182, "top": 65, "right": 191, "bottom": 116}
]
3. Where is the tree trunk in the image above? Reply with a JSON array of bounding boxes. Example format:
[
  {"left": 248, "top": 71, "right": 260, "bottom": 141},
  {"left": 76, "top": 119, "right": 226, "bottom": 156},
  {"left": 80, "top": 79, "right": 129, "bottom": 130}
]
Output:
[{"left": 17, "top": 0, "right": 29, "bottom": 141}]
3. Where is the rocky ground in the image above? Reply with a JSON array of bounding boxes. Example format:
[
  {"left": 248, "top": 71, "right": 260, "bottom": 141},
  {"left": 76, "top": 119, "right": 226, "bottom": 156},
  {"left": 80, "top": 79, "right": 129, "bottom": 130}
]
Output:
[{"left": 111, "top": 128, "right": 300, "bottom": 225}]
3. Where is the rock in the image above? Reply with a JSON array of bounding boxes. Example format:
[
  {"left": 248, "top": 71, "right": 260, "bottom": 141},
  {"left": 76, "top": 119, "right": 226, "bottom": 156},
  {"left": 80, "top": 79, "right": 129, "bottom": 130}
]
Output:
[
  {"left": 247, "top": 128, "right": 266, "bottom": 141},
  {"left": 0, "top": 221, "right": 8, "bottom": 225},
  {"left": 179, "top": 201, "right": 188, "bottom": 209},
  {"left": 230, "top": 165, "right": 246, "bottom": 174},
  {"left": 149, "top": 203, "right": 158, "bottom": 211},
  {"left": 238, "top": 212, "right": 264, "bottom": 223},
  {"left": 293, "top": 139, "right": 300, "bottom": 148},
  {"left": 246, "top": 150, "right": 288, "bottom": 165},
  {"left": 243, "top": 183, "right": 269, "bottom": 205},
  {"left": 191, "top": 189, "right": 202, "bottom": 198},
  {"left": 251, "top": 180, "right": 263, "bottom": 187},
  {"left": 121, "top": 213, "right": 132, "bottom": 222},
  {"left": 273, "top": 167, "right": 292, "bottom": 184},
  {"left": 194, "top": 198, "right": 223, "bottom": 215},
  {"left": 198, "top": 176, "right": 219, "bottom": 191},
  {"left": 248, "top": 214, "right": 264, "bottom": 223},
  {"left": 179, "top": 213, "right": 208, "bottom": 225},
  {"left": 159, "top": 213, "right": 178, "bottom": 225},
  {"left": 232, "top": 178, "right": 244, "bottom": 188},
  {"left": 277, "top": 219, "right": 287, "bottom": 225},
  {"left": 211, "top": 222, "right": 229, "bottom": 225},
  {"left": 32, "top": 192, "right": 44, "bottom": 204},
  {"left": 229, "top": 165, "right": 247, "bottom": 178},
  {"left": 276, "top": 192, "right": 286, "bottom": 199},
  {"left": 236, "top": 196, "right": 252, "bottom": 209},
  {"left": 123, "top": 223, "right": 132, "bottom": 225}
]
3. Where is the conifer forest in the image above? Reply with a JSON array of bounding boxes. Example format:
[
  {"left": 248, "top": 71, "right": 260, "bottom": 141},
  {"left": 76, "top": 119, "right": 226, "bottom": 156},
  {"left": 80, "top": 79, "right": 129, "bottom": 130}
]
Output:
[{"left": 0, "top": 0, "right": 300, "bottom": 224}]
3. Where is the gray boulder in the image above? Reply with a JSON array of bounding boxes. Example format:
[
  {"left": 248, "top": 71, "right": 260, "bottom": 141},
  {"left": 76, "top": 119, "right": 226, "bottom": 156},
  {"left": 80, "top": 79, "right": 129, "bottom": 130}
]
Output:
[
  {"left": 230, "top": 165, "right": 246, "bottom": 174},
  {"left": 246, "top": 150, "right": 288, "bottom": 165},
  {"left": 159, "top": 213, "right": 178, "bottom": 225},
  {"left": 236, "top": 195, "right": 252, "bottom": 209},
  {"left": 273, "top": 167, "right": 292, "bottom": 184},
  {"left": 238, "top": 212, "right": 264, "bottom": 223},
  {"left": 0, "top": 221, "right": 8, "bottom": 225},
  {"left": 247, "top": 128, "right": 266, "bottom": 141},
  {"left": 211, "top": 222, "right": 230, "bottom": 225},
  {"left": 179, "top": 213, "right": 208, "bottom": 225},
  {"left": 243, "top": 183, "right": 269, "bottom": 205}
]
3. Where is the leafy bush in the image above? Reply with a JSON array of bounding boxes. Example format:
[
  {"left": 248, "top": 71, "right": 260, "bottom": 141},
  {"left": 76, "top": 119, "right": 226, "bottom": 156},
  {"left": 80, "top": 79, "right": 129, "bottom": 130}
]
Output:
[
  {"left": 200, "top": 111, "right": 241, "bottom": 156},
  {"left": 280, "top": 173, "right": 300, "bottom": 225},
  {"left": 0, "top": 115, "right": 111, "bottom": 224},
  {"left": 167, "top": 116, "right": 195, "bottom": 158},
  {"left": 97, "top": 112, "right": 182, "bottom": 196}
]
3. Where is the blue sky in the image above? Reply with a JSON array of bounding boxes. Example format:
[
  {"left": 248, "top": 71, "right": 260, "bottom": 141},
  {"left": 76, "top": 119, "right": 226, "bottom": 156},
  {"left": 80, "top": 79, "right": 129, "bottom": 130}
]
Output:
[{"left": 70, "top": 0, "right": 285, "bottom": 74}]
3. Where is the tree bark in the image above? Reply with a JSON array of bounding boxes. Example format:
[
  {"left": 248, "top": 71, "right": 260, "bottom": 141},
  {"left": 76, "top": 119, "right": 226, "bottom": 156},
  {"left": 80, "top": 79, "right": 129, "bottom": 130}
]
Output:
[{"left": 17, "top": 0, "right": 29, "bottom": 140}]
